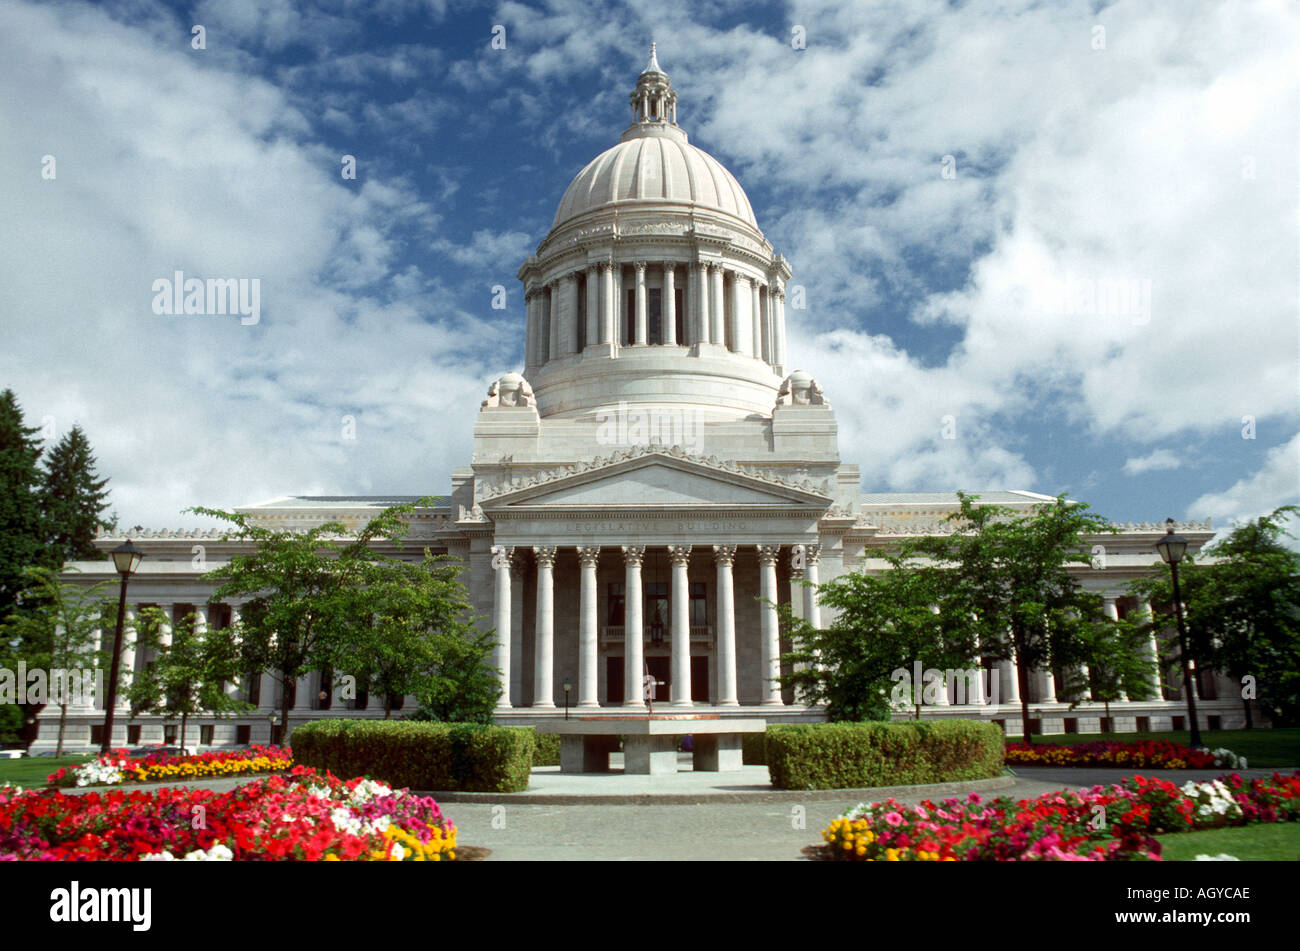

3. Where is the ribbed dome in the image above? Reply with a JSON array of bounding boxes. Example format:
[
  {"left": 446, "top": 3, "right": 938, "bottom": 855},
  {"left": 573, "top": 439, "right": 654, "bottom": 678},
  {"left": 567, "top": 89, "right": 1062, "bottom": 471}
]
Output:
[{"left": 552, "top": 131, "right": 758, "bottom": 230}]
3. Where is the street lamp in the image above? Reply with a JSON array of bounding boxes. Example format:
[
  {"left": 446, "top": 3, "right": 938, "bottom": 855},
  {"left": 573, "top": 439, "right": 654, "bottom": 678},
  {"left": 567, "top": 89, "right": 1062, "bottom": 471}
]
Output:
[
  {"left": 267, "top": 711, "right": 280, "bottom": 746},
  {"left": 563, "top": 679, "right": 571, "bottom": 721},
  {"left": 99, "top": 540, "right": 144, "bottom": 755},
  {"left": 1155, "top": 518, "right": 1202, "bottom": 747}
]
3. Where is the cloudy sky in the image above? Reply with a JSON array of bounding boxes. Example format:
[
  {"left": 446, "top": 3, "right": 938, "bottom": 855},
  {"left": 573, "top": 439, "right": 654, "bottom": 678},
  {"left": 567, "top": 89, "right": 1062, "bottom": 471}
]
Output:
[{"left": 1, "top": 0, "right": 1296, "bottom": 539}]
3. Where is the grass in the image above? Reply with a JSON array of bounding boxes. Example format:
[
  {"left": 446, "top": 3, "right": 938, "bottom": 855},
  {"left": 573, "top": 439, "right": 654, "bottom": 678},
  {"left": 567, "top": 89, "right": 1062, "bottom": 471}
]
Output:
[
  {"left": 1003, "top": 728, "right": 1300, "bottom": 768},
  {"left": 0, "top": 754, "right": 95, "bottom": 787},
  {"left": 1156, "top": 822, "right": 1300, "bottom": 861}
]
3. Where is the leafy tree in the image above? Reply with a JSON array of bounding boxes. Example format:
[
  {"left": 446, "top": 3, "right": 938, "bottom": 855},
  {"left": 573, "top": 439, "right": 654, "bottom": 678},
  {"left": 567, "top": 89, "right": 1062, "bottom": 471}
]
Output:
[
  {"left": 896, "top": 493, "right": 1117, "bottom": 743},
  {"left": 41, "top": 424, "right": 112, "bottom": 566},
  {"left": 328, "top": 552, "right": 497, "bottom": 720},
  {"left": 1130, "top": 506, "right": 1300, "bottom": 727},
  {"left": 778, "top": 549, "right": 976, "bottom": 721},
  {"left": 0, "top": 567, "right": 111, "bottom": 754},
  {"left": 126, "top": 606, "right": 250, "bottom": 750},
  {"left": 1061, "top": 613, "right": 1157, "bottom": 725},
  {"left": 0, "top": 389, "right": 46, "bottom": 621}
]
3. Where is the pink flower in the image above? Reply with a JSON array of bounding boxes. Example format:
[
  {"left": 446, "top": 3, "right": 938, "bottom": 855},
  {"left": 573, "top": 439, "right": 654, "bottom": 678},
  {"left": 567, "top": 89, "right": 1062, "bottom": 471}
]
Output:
[{"left": 883, "top": 812, "right": 904, "bottom": 827}]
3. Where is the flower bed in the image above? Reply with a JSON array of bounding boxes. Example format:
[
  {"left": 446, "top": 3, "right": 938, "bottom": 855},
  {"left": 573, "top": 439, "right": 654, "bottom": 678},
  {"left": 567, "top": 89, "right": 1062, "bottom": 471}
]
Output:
[
  {"left": 47, "top": 746, "right": 293, "bottom": 788},
  {"left": 1004, "top": 740, "right": 1247, "bottom": 770},
  {"left": 1, "top": 766, "right": 456, "bottom": 861},
  {"left": 818, "top": 770, "right": 1300, "bottom": 861}
]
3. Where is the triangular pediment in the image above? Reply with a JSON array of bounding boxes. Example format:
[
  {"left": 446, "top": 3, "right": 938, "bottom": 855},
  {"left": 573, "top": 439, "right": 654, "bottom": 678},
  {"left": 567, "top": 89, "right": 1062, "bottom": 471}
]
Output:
[{"left": 477, "top": 449, "right": 831, "bottom": 510}]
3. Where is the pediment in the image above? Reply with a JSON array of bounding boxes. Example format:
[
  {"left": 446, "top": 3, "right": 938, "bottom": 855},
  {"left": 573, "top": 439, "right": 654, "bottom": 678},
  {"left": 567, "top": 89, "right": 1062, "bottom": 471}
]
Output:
[{"left": 478, "top": 450, "right": 831, "bottom": 510}]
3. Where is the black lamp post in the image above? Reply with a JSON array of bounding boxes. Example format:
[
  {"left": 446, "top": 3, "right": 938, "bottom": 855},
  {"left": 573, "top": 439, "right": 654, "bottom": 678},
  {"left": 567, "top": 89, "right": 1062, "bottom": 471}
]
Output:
[
  {"left": 1155, "top": 518, "right": 1202, "bottom": 747},
  {"left": 100, "top": 540, "right": 144, "bottom": 755},
  {"left": 268, "top": 711, "right": 280, "bottom": 746},
  {"left": 563, "top": 679, "right": 571, "bottom": 720}
]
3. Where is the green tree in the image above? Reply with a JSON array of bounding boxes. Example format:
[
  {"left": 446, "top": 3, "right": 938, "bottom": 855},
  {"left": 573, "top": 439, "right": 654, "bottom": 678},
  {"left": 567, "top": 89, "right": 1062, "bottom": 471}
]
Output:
[
  {"left": 1130, "top": 506, "right": 1300, "bottom": 727},
  {"left": 41, "top": 424, "right": 112, "bottom": 566},
  {"left": 778, "top": 549, "right": 976, "bottom": 721},
  {"left": 903, "top": 493, "right": 1117, "bottom": 743},
  {"left": 330, "top": 552, "right": 497, "bottom": 720},
  {"left": 0, "top": 389, "right": 47, "bottom": 614},
  {"left": 1061, "top": 613, "right": 1157, "bottom": 725},
  {"left": 1, "top": 567, "right": 111, "bottom": 754},
  {"left": 126, "top": 606, "right": 250, "bottom": 750}
]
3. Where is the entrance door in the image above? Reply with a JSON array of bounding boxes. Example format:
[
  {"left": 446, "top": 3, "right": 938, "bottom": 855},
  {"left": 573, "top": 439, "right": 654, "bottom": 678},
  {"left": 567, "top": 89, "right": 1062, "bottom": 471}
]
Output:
[
  {"left": 606, "top": 657, "right": 624, "bottom": 705},
  {"left": 691, "top": 656, "right": 710, "bottom": 704},
  {"left": 646, "top": 656, "right": 670, "bottom": 703}
]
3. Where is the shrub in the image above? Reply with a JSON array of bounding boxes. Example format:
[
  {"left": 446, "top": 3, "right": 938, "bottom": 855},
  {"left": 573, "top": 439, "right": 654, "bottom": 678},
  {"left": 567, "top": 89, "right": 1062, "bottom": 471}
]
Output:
[
  {"left": 766, "top": 719, "right": 1004, "bottom": 790},
  {"left": 742, "top": 732, "right": 767, "bottom": 766},
  {"left": 291, "top": 719, "right": 534, "bottom": 793},
  {"left": 533, "top": 732, "right": 562, "bottom": 767}
]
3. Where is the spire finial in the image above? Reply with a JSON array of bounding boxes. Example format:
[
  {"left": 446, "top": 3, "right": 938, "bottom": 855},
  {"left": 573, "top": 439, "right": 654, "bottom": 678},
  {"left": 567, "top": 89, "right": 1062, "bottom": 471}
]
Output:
[{"left": 645, "top": 41, "right": 661, "bottom": 75}]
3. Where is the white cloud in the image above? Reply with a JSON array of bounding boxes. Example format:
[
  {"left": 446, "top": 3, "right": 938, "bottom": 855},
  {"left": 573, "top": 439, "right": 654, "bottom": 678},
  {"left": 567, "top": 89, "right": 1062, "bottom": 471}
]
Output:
[
  {"left": 1122, "top": 449, "right": 1182, "bottom": 476},
  {"left": 1188, "top": 432, "right": 1300, "bottom": 528}
]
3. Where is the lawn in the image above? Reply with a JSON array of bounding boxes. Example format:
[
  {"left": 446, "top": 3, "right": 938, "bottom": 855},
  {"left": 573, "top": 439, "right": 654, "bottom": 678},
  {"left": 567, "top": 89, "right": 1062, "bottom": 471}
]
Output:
[
  {"left": 1003, "top": 728, "right": 1300, "bottom": 768},
  {"left": 0, "top": 754, "right": 94, "bottom": 787},
  {"left": 1156, "top": 822, "right": 1300, "bottom": 861}
]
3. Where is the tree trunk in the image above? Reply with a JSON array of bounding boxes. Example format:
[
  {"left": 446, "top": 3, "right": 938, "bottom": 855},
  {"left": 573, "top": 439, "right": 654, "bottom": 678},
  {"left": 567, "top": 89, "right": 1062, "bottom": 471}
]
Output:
[
  {"left": 1014, "top": 634, "right": 1034, "bottom": 745},
  {"left": 1243, "top": 696, "right": 1253, "bottom": 729},
  {"left": 280, "top": 673, "right": 292, "bottom": 748},
  {"left": 180, "top": 712, "right": 188, "bottom": 752},
  {"left": 57, "top": 703, "right": 68, "bottom": 756},
  {"left": 385, "top": 694, "right": 392, "bottom": 720},
  {"left": 1104, "top": 699, "right": 1111, "bottom": 732}
]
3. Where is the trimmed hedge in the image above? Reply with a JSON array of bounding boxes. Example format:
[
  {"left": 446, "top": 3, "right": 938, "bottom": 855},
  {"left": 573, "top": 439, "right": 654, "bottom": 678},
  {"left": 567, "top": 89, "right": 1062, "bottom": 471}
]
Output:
[
  {"left": 742, "top": 732, "right": 768, "bottom": 766},
  {"left": 765, "top": 719, "right": 1004, "bottom": 790},
  {"left": 533, "top": 731, "right": 562, "bottom": 767},
  {"left": 291, "top": 719, "right": 535, "bottom": 792}
]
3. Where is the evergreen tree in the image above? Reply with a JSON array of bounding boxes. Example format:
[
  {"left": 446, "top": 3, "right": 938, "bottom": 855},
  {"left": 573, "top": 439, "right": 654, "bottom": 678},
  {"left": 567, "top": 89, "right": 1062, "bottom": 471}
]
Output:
[
  {"left": 41, "top": 424, "right": 111, "bottom": 566},
  {"left": 0, "top": 389, "right": 46, "bottom": 622}
]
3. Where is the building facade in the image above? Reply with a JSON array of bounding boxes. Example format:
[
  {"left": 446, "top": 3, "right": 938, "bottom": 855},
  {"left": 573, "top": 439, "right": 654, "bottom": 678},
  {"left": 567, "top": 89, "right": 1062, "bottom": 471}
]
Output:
[{"left": 35, "top": 49, "right": 1247, "bottom": 751}]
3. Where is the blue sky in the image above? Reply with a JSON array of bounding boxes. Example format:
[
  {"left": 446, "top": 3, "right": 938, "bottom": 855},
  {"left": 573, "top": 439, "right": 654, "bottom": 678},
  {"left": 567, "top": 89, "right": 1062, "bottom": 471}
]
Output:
[{"left": 1, "top": 0, "right": 1296, "bottom": 538}]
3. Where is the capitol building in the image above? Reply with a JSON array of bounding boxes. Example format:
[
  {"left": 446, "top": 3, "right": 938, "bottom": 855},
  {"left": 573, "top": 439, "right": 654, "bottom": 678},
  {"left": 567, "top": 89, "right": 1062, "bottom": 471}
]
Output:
[{"left": 37, "top": 48, "right": 1245, "bottom": 750}]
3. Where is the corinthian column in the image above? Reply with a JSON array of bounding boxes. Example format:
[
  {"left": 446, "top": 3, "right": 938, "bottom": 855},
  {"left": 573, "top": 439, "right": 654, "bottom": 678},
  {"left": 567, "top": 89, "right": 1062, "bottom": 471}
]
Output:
[
  {"left": 663, "top": 264, "right": 677, "bottom": 345},
  {"left": 491, "top": 546, "right": 513, "bottom": 709},
  {"left": 757, "top": 545, "right": 783, "bottom": 705},
  {"left": 714, "top": 545, "right": 738, "bottom": 706},
  {"left": 772, "top": 283, "right": 787, "bottom": 370},
  {"left": 668, "top": 545, "right": 692, "bottom": 705},
  {"left": 532, "top": 546, "right": 556, "bottom": 708},
  {"left": 622, "top": 546, "right": 646, "bottom": 706},
  {"left": 600, "top": 262, "right": 615, "bottom": 344},
  {"left": 710, "top": 265, "right": 726, "bottom": 344},
  {"left": 634, "top": 263, "right": 648, "bottom": 345},
  {"left": 585, "top": 266, "right": 599, "bottom": 348},
  {"left": 750, "top": 280, "right": 763, "bottom": 359},
  {"left": 731, "top": 273, "right": 751, "bottom": 354},
  {"left": 577, "top": 547, "right": 600, "bottom": 706},
  {"left": 802, "top": 544, "right": 821, "bottom": 629},
  {"left": 696, "top": 263, "right": 711, "bottom": 343}
]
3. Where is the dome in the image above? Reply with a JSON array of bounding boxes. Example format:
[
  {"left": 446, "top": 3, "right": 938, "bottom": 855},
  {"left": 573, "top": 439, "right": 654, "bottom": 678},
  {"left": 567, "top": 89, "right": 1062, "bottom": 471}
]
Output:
[{"left": 551, "top": 132, "right": 758, "bottom": 231}]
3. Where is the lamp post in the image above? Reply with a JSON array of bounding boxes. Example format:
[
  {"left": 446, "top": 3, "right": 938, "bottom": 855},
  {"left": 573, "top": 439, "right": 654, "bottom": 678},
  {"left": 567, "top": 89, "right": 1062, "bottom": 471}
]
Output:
[
  {"left": 1155, "top": 518, "right": 1202, "bottom": 747},
  {"left": 100, "top": 540, "right": 144, "bottom": 755},
  {"left": 267, "top": 711, "right": 280, "bottom": 747},
  {"left": 563, "top": 679, "right": 571, "bottom": 720}
]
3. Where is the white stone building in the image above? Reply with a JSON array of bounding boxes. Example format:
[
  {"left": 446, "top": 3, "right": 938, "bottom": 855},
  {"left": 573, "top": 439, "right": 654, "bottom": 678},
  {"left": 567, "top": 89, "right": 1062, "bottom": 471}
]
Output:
[{"left": 35, "top": 49, "right": 1248, "bottom": 751}]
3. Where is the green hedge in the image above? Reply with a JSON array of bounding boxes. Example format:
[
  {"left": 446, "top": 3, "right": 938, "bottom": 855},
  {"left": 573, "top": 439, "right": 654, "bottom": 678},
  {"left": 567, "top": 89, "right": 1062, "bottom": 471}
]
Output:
[
  {"left": 765, "top": 719, "right": 1004, "bottom": 790},
  {"left": 533, "top": 731, "right": 562, "bottom": 767},
  {"left": 291, "top": 719, "right": 535, "bottom": 792},
  {"left": 742, "top": 732, "right": 768, "bottom": 766}
]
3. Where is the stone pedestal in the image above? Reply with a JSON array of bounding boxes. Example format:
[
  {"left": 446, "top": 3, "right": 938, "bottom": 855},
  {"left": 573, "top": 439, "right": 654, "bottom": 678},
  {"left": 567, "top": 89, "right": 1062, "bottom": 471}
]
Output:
[
  {"left": 560, "top": 734, "right": 618, "bottom": 773},
  {"left": 693, "top": 733, "right": 744, "bottom": 771},
  {"left": 623, "top": 734, "right": 679, "bottom": 775}
]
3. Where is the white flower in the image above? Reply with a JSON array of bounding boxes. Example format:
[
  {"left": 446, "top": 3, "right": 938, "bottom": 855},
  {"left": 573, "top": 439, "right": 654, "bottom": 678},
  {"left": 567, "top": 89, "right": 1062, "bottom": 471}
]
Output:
[
  {"left": 1195, "top": 853, "right": 1239, "bottom": 861},
  {"left": 390, "top": 842, "right": 406, "bottom": 861},
  {"left": 139, "top": 851, "right": 175, "bottom": 861}
]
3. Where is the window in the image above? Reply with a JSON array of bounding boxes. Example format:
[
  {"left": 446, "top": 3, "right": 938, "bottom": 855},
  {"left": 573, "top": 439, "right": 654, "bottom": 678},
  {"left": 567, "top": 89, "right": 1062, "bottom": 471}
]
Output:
[
  {"left": 236, "top": 725, "right": 251, "bottom": 745},
  {"left": 90, "top": 725, "right": 104, "bottom": 746},
  {"left": 317, "top": 666, "right": 333, "bottom": 710},
  {"left": 607, "top": 582, "right": 625, "bottom": 626},
  {"left": 689, "top": 582, "right": 707, "bottom": 627},
  {"left": 388, "top": 694, "right": 405, "bottom": 712},
  {"left": 246, "top": 673, "right": 261, "bottom": 706},
  {"left": 674, "top": 287, "right": 684, "bottom": 343},
  {"left": 127, "top": 725, "right": 141, "bottom": 745},
  {"left": 1135, "top": 716, "right": 1150, "bottom": 732},
  {"left": 200, "top": 725, "right": 214, "bottom": 746},
  {"left": 645, "top": 582, "right": 668, "bottom": 644},
  {"left": 626, "top": 289, "right": 635, "bottom": 343},
  {"left": 577, "top": 276, "right": 587, "bottom": 350},
  {"left": 352, "top": 688, "right": 368, "bottom": 711},
  {"left": 648, "top": 288, "right": 662, "bottom": 343},
  {"left": 164, "top": 725, "right": 178, "bottom": 745}
]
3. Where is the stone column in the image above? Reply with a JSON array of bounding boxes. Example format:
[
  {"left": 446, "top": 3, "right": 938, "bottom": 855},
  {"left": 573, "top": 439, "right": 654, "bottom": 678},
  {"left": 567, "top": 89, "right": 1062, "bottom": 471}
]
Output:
[
  {"left": 1001, "top": 658, "right": 1020, "bottom": 704},
  {"left": 1040, "top": 667, "right": 1057, "bottom": 703},
  {"left": 562, "top": 273, "right": 580, "bottom": 355},
  {"left": 714, "top": 545, "right": 739, "bottom": 706},
  {"left": 1136, "top": 598, "right": 1162, "bottom": 700},
  {"left": 577, "top": 546, "right": 600, "bottom": 707},
  {"left": 802, "top": 544, "right": 821, "bottom": 629},
  {"left": 710, "top": 265, "right": 726, "bottom": 344},
  {"left": 757, "top": 545, "right": 783, "bottom": 705},
  {"left": 532, "top": 546, "right": 556, "bottom": 708},
  {"left": 773, "top": 285, "right": 787, "bottom": 371},
  {"left": 1078, "top": 664, "right": 1092, "bottom": 701},
  {"left": 668, "top": 545, "right": 692, "bottom": 705},
  {"left": 510, "top": 551, "right": 526, "bottom": 705},
  {"left": 585, "top": 266, "right": 599, "bottom": 348},
  {"left": 663, "top": 264, "right": 677, "bottom": 345},
  {"left": 633, "top": 263, "right": 648, "bottom": 345},
  {"left": 750, "top": 279, "right": 763, "bottom": 359},
  {"left": 731, "top": 273, "right": 751, "bottom": 354},
  {"left": 192, "top": 601, "right": 208, "bottom": 638},
  {"left": 157, "top": 603, "right": 174, "bottom": 650},
  {"left": 622, "top": 546, "right": 646, "bottom": 707},
  {"left": 600, "top": 262, "right": 615, "bottom": 344},
  {"left": 761, "top": 286, "right": 774, "bottom": 363},
  {"left": 697, "top": 263, "right": 711, "bottom": 343},
  {"left": 546, "top": 283, "right": 557, "bottom": 363},
  {"left": 491, "top": 545, "right": 513, "bottom": 709},
  {"left": 118, "top": 604, "right": 137, "bottom": 709},
  {"left": 296, "top": 673, "right": 313, "bottom": 712},
  {"left": 226, "top": 603, "right": 243, "bottom": 701},
  {"left": 524, "top": 290, "right": 537, "bottom": 368},
  {"left": 1101, "top": 597, "right": 1128, "bottom": 701}
]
